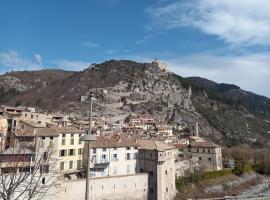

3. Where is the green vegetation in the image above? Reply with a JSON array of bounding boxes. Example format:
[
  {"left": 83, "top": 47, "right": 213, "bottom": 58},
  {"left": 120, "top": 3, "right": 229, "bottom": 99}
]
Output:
[
  {"left": 0, "top": 87, "right": 20, "bottom": 103},
  {"left": 172, "top": 74, "right": 241, "bottom": 106},
  {"left": 176, "top": 169, "right": 233, "bottom": 191}
]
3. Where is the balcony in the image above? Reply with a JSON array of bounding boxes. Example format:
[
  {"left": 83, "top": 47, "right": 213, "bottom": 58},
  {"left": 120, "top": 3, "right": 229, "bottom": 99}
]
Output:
[{"left": 91, "top": 159, "right": 110, "bottom": 168}]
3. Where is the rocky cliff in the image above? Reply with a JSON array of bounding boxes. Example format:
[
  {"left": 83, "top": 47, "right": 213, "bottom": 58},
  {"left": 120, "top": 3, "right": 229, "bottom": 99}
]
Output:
[{"left": 1, "top": 60, "right": 270, "bottom": 147}]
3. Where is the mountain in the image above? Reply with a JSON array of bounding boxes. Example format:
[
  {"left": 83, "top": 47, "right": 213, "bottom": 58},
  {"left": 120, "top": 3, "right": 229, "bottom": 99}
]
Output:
[
  {"left": 187, "top": 77, "right": 270, "bottom": 118},
  {"left": 1, "top": 60, "right": 270, "bottom": 147},
  {"left": 0, "top": 69, "right": 75, "bottom": 104}
]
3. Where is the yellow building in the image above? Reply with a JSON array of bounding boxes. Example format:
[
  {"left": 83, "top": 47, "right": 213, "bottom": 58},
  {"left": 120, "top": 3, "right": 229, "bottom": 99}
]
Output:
[
  {"left": 55, "top": 126, "right": 85, "bottom": 178},
  {"left": 0, "top": 117, "right": 8, "bottom": 152}
]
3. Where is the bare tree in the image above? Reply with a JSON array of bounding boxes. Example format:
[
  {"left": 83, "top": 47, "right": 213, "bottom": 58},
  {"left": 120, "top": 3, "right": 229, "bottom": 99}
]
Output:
[{"left": 0, "top": 146, "right": 62, "bottom": 200}]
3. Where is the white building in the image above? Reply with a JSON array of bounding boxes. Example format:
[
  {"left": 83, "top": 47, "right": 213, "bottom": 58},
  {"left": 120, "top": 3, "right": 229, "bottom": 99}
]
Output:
[{"left": 88, "top": 133, "right": 139, "bottom": 177}]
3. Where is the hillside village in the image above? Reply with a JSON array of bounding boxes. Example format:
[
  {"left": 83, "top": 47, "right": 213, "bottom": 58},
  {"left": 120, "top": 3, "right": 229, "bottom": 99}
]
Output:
[
  {"left": 1, "top": 60, "right": 270, "bottom": 200},
  {"left": 0, "top": 103, "right": 223, "bottom": 200}
]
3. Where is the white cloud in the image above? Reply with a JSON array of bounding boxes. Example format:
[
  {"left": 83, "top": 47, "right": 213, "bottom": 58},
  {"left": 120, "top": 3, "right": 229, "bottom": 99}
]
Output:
[
  {"left": 146, "top": 0, "right": 270, "bottom": 46},
  {"left": 34, "top": 53, "right": 43, "bottom": 64},
  {"left": 105, "top": 49, "right": 117, "bottom": 54},
  {"left": 0, "top": 50, "right": 43, "bottom": 73},
  {"left": 82, "top": 41, "right": 99, "bottom": 48},
  {"left": 167, "top": 53, "right": 270, "bottom": 97},
  {"left": 51, "top": 60, "right": 90, "bottom": 71}
]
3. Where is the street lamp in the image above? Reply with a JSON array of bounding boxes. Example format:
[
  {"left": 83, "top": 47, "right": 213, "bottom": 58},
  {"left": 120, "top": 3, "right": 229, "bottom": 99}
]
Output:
[{"left": 80, "top": 92, "right": 97, "bottom": 200}]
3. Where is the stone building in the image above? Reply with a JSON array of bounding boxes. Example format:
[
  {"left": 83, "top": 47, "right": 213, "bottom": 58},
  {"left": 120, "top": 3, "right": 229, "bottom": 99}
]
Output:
[
  {"left": 138, "top": 140, "right": 176, "bottom": 200},
  {"left": 184, "top": 122, "right": 223, "bottom": 171}
]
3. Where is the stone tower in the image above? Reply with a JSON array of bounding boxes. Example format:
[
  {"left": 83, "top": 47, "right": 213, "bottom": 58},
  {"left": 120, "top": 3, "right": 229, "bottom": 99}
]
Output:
[{"left": 190, "top": 121, "right": 199, "bottom": 137}]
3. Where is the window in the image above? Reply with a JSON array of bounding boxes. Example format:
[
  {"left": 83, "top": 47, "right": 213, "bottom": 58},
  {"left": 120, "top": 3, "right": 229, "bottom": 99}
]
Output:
[
  {"left": 127, "top": 165, "right": 130, "bottom": 174},
  {"left": 126, "top": 153, "right": 131, "bottom": 160},
  {"left": 93, "top": 148, "right": 96, "bottom": 154},
  {"left": 31, "top": 114, "right": 33, "bottom": 119},
  {"left": 77, "top": 160, "right": 82, "bottom": 169},
  {"left": 60, "top": 162, "right": 65, "bottom": 171},
  {"left": 112, "top": 154, "right": 118, "bottom": 162},
  {"left": 25, "top": 113, "right": 27, "bottom": 117},
  {"left": 208, "top": 157, "right": 212, "bottom": 161},
  {"left": 42, "top": 177, "right": 46, "bottom": 184},
  {"left": 92, "top": 155, "right": 97, "bottom": 163},
  {"left": 197, "top": 149, "right": 199, "bottom": 152},
  {"left": 49, "top": 140, "right": 54, "bottom": 148},
  {"left": 203, "top": 149, "right": 205, "bottom": 153},
  {"left": 133, "top": 153, "right": 138, "bottom": 159},
  {"left": 78, "top": 148, "right": 83, "bottom": 155},
  {"left": 208, "top": 149, "right": 211, "bottom": 153},
  {"left": 62, "top": 138, "right": 65, "bottom": 145},
  {"left": 113, "top": 166, "right": 117, "bottom": 175},
  {"left": 113, "top": 147, "right": 117, "bottom": 150},
  {"left": 149, "top": 171, "right": 154, "bottom": 176},
  {"left": 135, "top": 147, "right": 138, "bottom": 150},
  {"left": 126, "top": 147, "right": 130, "bottom": 150},
  {"left": 69, "top": 161, "right": 73, "bottom": 169},
  {"left": 70, "top": 138, "right": 74, "bottom": 145},
  {"left": 101, "top": 155, "right": 107, "bottom": 163},
  {"left": 69, "top": 149, "right": 75, "bottom": 156},
  {"left": 150, "top": 153, "right": 152, "bottom": 158},
  {"left": 166, "top": 187, "right": 168, "bottom": 192},
  {"left": 40, "top": 165, "right": 49, "bottom": 173},
  {"left": 102, "top": 148, "right": 106, "bottom": 152},
  {"left": 165, "top": 170, "right": 168, "bottom": 175},
  {"left": 79, "top": 138, "right": 83, "bottom": 145},
  {"left": 59, "top": 150, "right": 67, "bottom": 157},
  {"left": 199, "top": 157, "right": 202, "bottom": 161},
  {"left": 21, "top": 124, "right": 24, "bottom": 130},
  {"left": 50, "top": 137, "right": 53, "bottom": 140},
  {"left": 43, "top": 152, "right": 48, "bottom": 160}
]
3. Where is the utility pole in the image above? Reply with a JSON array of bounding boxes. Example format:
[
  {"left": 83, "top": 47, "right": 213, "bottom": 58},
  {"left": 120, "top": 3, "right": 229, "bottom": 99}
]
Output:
[{"left": 80, "top": 92, "right": 96, "bottom": 200}]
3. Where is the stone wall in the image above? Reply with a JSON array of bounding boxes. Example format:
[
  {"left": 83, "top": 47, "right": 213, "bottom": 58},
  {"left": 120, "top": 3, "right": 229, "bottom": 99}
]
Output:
[{"left": 47, "top": 173, "right": 149, "bottom": 200}]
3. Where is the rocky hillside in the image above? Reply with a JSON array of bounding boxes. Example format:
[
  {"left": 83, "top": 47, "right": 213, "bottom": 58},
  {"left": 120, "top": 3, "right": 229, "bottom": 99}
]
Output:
[
  {"left": 0, "top": 69, "right": 74, "bottom": 104},
  {"left": 188, "top": 77, "right": 270, "bottom": 118},
  {"left": 1, "top": 60, "right": 270, "bottom": 147}
]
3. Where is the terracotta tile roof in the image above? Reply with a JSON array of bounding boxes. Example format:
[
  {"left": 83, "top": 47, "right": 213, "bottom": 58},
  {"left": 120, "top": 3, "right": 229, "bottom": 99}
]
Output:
[
  {"left": 189, "top": 141, "right": 221, "bottom": 148},
  {"left": 138, "top": 140, "right": 175, "bottom": 151},
  {"left": 93, "top": 133, "right": 138, "bottom": 148},
  {"left": 14, "top": 130, "right": 35, "bottom": 137},
  {"left": 20, "top": 120, "right": 45, "bottom": 128},
  {"left": 52, "top": 126, "right": 85, "bottom": 134},
  {"left": 36, "top": 128, "right": 59, "bottom": 137},
  {"left": 173, "top": 143, "right": 188, "bottom": 149}
]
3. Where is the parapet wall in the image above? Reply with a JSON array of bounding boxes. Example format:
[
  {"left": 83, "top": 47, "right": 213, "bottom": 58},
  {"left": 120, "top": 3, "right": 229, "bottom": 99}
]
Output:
[{"left": 48, "top": 173, "right": 149, "bottom": 200}]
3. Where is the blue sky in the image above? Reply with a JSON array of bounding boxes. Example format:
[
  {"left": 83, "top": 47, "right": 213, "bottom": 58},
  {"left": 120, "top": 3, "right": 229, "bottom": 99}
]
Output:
[{"left": 1, "top": 0, "right": 270, "bottom": 97}]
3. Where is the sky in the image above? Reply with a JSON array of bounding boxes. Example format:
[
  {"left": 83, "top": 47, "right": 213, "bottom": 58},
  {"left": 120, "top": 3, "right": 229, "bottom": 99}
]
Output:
[{"left": 0, "top": 0, "right": 270, "bottom": 97}]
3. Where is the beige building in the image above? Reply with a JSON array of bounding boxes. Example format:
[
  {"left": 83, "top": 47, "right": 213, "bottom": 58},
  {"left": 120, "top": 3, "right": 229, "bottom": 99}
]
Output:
[
  {"left": 138, "top": 140, "right": 176, "bottom": 200},
  {"left": 11, "top": 119, "right": 85, "bottom": 176},
  {"left": 20, "top": 110, "right": 52, "bottom": 126},
  {"left": 0, "top": 117, "right": 8, "bottom": 152}
]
